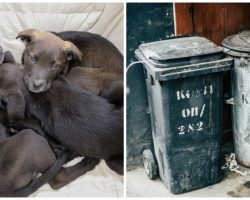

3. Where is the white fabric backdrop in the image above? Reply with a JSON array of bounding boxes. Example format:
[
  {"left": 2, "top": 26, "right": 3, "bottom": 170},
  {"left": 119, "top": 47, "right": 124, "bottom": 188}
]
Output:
[
  {"left": 0, "top": 3, "right": 123, "bottom": 62},
  {"left": 0, "top": 3, "right": 124, "bottom": 197}
]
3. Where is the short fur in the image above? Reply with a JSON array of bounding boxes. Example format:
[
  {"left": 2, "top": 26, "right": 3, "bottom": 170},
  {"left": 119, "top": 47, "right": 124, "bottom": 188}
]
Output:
[
  {"left": 52, "top": 31, "right": 123, "bottom": 73},
  {"left": 67, "top": 67, "right": 123, "bottom": 107},
  {"left": 0, "top": 123, "right": 59, "bottom": 196},
  {"left": 17, "top": 29, "right": 123, "bottom": 95},
  {"left": 26, "top": 75, "right": 123, "bottom": 160},
  {"left": 0, "top": 62, "right": 123, "bottom": 189}
]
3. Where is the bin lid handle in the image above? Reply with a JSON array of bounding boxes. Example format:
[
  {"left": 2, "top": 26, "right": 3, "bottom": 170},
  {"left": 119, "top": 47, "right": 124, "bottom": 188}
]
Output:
[{"left": 225, "top": 98, "right": 235, "bottom": 105}]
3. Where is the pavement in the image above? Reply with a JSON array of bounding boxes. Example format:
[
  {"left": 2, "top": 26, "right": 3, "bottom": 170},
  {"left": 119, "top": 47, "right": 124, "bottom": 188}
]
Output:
[{"left": 126, "top": 142, "right": 250, "bottom": 197}]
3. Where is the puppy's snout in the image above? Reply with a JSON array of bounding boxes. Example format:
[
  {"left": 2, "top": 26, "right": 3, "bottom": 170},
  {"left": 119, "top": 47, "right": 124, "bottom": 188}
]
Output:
[{"left": 33, "top": 80, "right": 45, "bottom": 90}]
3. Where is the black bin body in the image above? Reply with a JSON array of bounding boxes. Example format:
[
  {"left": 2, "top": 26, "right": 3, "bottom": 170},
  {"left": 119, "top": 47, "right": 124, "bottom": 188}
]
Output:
[{"left": 135, "top": 37, "right": 233, "bottom": 194}]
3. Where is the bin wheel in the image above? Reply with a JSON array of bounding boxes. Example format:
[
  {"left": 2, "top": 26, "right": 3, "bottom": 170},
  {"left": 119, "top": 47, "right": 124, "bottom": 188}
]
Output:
[{"left": 143, "top": 149, "right": 158, "bottom": 180}]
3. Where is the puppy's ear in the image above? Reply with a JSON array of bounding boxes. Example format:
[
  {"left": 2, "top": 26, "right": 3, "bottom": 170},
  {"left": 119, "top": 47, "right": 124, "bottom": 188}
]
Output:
[
  {"left": 64, "top": 41, "right": 83, "bottom": 63},
  {"left": 3, "top": 51, "right": 16, "bottom": 64},
  {"left": 6, "top": 92, "right": 25, "bottom": 123},
  {"left": 16, "top": 29, "right": 40, "bottom": 46}
]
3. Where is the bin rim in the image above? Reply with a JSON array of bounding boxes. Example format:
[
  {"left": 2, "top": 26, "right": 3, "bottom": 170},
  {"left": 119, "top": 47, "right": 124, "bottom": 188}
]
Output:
[
  {"left": 138, "top": 36, "right": 223, "bottom": 62},
  {"left": 222, "top": 31, "right": 250, "bottom": 53},
  {"left": 135, "top": 49, "right": 233, "bottom": 81}
]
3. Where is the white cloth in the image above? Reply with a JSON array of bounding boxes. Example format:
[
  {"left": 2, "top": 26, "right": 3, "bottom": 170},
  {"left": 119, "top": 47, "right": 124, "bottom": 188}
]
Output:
[
  {"left": 0, "top": 3, "right": 124, "bottom": 62},
  {"left": 0, "top": 3, "right": 124, "bottom": 197}
]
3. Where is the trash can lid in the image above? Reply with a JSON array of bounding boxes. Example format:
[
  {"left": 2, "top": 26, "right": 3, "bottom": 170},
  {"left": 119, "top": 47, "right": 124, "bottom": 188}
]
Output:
[
  {"left": 138, "top": 36, "right": 223, "bottom": 62},
  {"left": 222, "top": 30, "right": 250, "bottom": 53}
]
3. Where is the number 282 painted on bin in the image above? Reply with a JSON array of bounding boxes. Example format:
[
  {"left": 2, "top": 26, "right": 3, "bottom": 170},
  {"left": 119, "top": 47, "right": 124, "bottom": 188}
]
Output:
[{"left": 176, "top": 85, "right": 213, "bottom": 135}]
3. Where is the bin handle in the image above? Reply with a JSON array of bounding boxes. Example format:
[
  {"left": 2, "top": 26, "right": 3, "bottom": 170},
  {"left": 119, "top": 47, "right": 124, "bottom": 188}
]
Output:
[{"left": 225, "top": 98, "right": 235, "bottom": 105}]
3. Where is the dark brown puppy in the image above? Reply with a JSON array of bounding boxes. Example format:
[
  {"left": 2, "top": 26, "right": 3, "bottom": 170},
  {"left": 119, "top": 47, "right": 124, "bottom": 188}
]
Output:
[
  {"left": 53, "top": 31, "right": 123, "bottom": 107},
  {"left": 28, "top": 76, "right": 123, "bottom": 189},
  {"left": 51, "top": 31, "right": 123, "bottom": 72},
  {"left": 0, "top": 63, "right": 26, "bottom": 123},
  {"left": 17, "top": 29, "right": 123, "bottom": 94},
  {"left": 0, "top": 50, "right": 16, "bottom": 121},
  {"left": 0, "top": 62, "right": 70, "bottom": 196},
  {"left": 0, "top": 62, "right": 123, "bottom": 189},
  {"left": 0, "top": 123, "right": 65, "bottom": 197},
  {"left": 16, "top": 29, "right": 82, "bottom": 93},
  {"left": 24, "top": 75, "right": 123, "bottom": 164}
]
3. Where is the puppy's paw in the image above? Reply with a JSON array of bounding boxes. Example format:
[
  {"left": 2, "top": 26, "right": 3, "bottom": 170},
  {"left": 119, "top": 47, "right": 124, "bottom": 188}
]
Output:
[{"left": 49, "top": 170, "right": 67, "bottom": 190}]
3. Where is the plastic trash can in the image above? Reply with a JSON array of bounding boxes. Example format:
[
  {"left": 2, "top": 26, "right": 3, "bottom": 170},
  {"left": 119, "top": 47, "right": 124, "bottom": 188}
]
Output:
[
  {"left": 222, "top": 30, "right": 250, "bottom": 167},
  {"left": 135, "top": 36, "right": 233, "bottom": 194}
]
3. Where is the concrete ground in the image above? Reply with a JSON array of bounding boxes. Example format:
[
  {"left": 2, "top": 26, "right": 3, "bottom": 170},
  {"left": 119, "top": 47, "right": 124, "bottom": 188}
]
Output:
[{"left": 127, "top": 143, "right": 250, "bottom": 197}]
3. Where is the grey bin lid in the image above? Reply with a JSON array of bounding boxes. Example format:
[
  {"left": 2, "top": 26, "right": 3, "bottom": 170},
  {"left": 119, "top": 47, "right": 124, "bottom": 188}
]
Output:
[
  {"left": 135, "top": 36, "right": 233, "bottom": 80},
  {"left": 138, "top": 36, "right": 223, "bottom": 67},
  {"left": 222, "top": 30, "right": 250, "bottom": 53}
]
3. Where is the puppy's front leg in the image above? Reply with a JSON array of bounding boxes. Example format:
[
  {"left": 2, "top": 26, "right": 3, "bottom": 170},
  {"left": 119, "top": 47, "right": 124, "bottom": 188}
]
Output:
[{"left": 49, "top": 157, "right": 100, "bottom": 190}]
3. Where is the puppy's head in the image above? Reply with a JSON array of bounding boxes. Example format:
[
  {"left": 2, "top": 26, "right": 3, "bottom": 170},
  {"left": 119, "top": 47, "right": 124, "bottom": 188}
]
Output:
[
  {"left": 17, "top": 29, "right": 82, "bottom": 93},
  {"left": 0, "top": 63, "right": 26, "bottom": 123}
]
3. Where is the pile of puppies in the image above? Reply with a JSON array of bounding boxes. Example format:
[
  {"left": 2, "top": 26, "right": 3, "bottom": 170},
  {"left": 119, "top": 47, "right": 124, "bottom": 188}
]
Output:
[{"left": 0, "top": 29, "right": 123, "bottom": 197}]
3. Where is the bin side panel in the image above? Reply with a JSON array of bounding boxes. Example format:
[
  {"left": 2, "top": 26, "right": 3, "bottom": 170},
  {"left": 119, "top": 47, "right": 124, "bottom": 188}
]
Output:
[{"left": 127, "top": 65, "right": 153, "bottom": 170}]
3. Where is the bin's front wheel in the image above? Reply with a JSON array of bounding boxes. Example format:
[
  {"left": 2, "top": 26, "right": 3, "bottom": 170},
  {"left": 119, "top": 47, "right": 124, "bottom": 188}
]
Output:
[{"left": 143, "top": 149, "right": 158, "bottom": 180}]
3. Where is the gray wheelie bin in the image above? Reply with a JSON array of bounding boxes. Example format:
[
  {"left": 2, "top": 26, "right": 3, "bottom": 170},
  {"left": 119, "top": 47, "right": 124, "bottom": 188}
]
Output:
[
  {"left": 135, "top": 36, "right": 233, "bottom": 194},
  {"left": 222, "top": 30, "right": 250, "bottom": 167}
]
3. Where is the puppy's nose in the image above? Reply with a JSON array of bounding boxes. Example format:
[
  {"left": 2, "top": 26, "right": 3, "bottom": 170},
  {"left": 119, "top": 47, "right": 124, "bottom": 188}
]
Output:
[{"left": 33, "top": 80, "right": 45, "bottom": 89}]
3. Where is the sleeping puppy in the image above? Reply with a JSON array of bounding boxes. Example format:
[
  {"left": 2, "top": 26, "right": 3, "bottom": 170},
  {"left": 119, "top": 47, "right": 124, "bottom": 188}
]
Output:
[
  {"left": 0, "top": 123, "right": 68, "bottom": 197},
  {"left": 0, "top": 61, "right": 123, "bottom": 190},
  {"left": 0, "top": 124, "right": 55, "bottom": 194},
  {"left": 0, "top": 63, "right": 26, "bottom": 123},
  {"left": 0, "top": 59, "right": 70, "bottom": 196},
  {"left": 50, "top": 31, "right": 123, "bottom": 72},
  {"left": 25, "top": 75, "right": 123, "bottom": 188},
  {"left": 0, "top": 50, "right": 21, "bottom": 124},
  {"left": 25, "top": 75, "right": 123, "bottom": 166}
]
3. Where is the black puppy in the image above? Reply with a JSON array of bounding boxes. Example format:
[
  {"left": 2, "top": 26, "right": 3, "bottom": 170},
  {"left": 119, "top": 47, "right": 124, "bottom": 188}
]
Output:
[
  {"left": 26, "top": 75, "right": 123, "bottom": 160},
  {"left": 27, "top": 76, "right": 123, "bottom": 188},
  {"left": 0, "top": 62, "right": 123, "bottom": 189},
  {"left": 0, "top": 123, "right": 68, "bottom": 197}
]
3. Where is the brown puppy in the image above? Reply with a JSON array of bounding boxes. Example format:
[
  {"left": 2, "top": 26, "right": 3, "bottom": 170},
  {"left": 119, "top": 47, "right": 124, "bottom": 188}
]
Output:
[
  {"left": 17, "top": 29, "right": 123, "bottom": 95},
  {"left": 0, "top": 123, "right": 56, "bottom": 196},
  {"left": 51, "top": 31, "right": 123, "bottom": 72},
  {"left": 0, "top": 63, "right": 26, "bottom": 123},
  {"left": 0, "top": 58, "right": 123, "bottom": 190},
  {"left": 0, "top": 58, "right": 71, "bottom": 196},
  {"left": 16, "top": 29, "right": 82, "bottom": 93},
  {"left": 0, "top": 51, "right": 19, "bottom": 123},
  {"left": 53, "top": 31, "right": 123, "bottom": 107}
]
